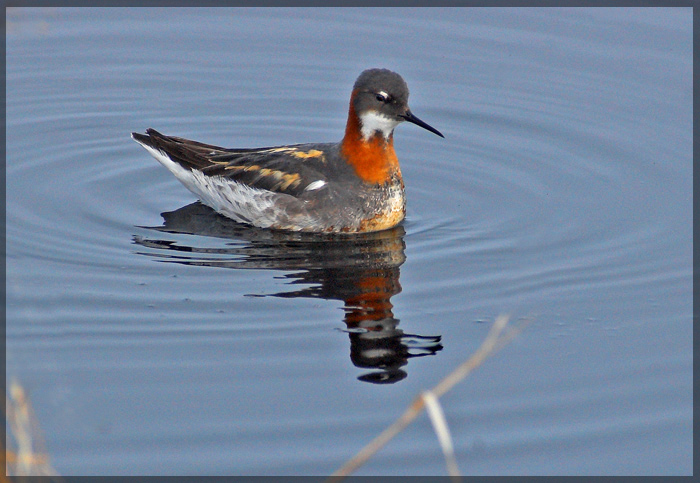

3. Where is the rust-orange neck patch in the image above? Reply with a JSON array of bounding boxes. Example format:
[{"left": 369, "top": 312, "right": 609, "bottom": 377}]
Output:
[{"left": 341, "top": 95, "right": 402, "bottom": 185}]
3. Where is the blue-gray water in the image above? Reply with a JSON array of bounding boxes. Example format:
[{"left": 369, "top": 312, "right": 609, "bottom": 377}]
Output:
[{"left": 6, "top": 7, "right": 692, "bottom": 475}]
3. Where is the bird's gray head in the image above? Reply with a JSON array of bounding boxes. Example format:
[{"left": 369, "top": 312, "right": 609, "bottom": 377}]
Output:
[{"left": 351, "top": 68, "right": 444, "bottom": 141}]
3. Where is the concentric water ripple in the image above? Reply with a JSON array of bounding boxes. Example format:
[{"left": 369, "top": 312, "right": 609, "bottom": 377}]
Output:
[{"left": 6, "top": 7, "right": 691, "bottom": 476}]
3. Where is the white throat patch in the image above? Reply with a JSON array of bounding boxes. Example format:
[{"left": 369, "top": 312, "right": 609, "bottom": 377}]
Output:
[{"left": 359, "top": 111, "right": 400, "bottom": 141}]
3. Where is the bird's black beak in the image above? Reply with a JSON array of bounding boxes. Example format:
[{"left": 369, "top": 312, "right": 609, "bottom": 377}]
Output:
[{"left": 400, "top": 110, "right": 444, "bottom": 138}]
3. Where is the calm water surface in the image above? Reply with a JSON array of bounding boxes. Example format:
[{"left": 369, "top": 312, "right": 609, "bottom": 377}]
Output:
[{"left": 6, "top": 7, "right": 692, "bottom": 475}]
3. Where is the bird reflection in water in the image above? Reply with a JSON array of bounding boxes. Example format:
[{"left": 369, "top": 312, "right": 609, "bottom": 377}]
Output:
[{"left": 133, "top": 202, "right": 443, "bottom": 384}]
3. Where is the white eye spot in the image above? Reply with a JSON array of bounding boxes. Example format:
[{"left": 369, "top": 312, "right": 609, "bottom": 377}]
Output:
[{"left": 375, "top": 91, "right": 389, "bottom": 102}]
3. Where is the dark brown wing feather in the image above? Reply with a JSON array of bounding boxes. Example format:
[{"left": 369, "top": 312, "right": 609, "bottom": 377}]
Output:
[{"left": 132, "top": 128, "right": 339, "bottom": 197}]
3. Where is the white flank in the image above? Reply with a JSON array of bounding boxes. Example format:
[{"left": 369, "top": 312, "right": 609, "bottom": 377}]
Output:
[
  {"left": 359, "top": 110, "right": 400, "bottom": 141},
  {"left": 133, "top": 136, "right": 281, "bottom": 227}
]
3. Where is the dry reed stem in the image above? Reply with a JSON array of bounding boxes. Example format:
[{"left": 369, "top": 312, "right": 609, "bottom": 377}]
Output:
[
  {"left": 330, "top": 314, "right": 525, "bottom": 479},
  {"left": 422, "top": 390, "right": 460, "bottom": 481},
  {"left": 5, "top": 381, "right": 60, "bottom": 479}
]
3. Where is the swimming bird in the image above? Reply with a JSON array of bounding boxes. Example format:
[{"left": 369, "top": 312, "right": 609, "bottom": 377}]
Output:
[{"left": 131, "top": 68, "right": 443, "bottom": 233}]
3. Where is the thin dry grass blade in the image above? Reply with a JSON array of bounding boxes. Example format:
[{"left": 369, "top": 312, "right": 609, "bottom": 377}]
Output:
[
  {"left": 433, "top": 314, "right": 513, "bottom": 398},
  {"left": 330, "top": 314, "right": 522, "bottom": 479},
  {"left": 5, "top": 381, "right": 61, "bottom": 479},
  {"left": 422, "top": 390, "right": 460, "bottom": 481},
  {"left": 329, "top": 395, "right": 426, "bottom": 477}
]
